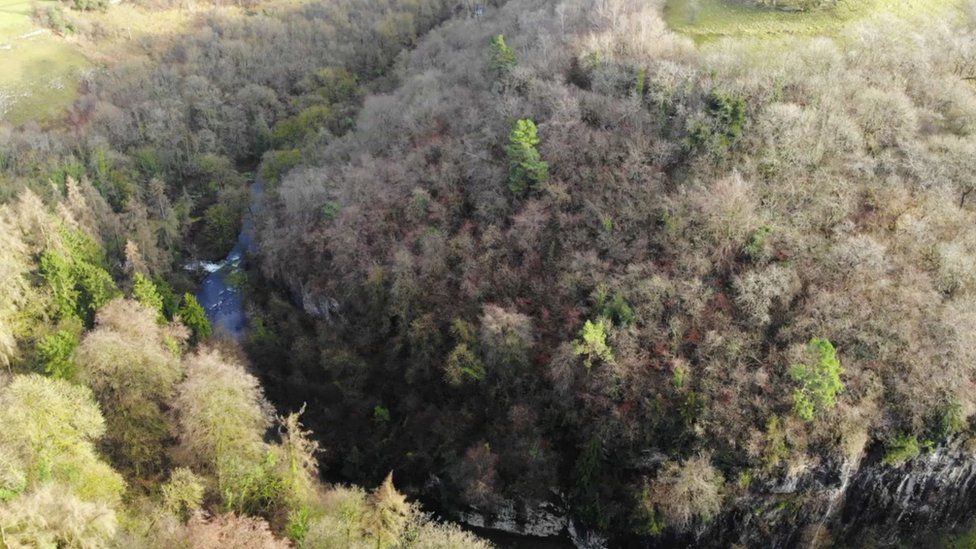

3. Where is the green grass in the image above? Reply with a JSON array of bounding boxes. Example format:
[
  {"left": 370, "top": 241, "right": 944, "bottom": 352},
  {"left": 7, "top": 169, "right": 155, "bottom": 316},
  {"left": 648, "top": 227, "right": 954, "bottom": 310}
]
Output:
[
  {"left": 664, "top": 0, "right": 962, "bottom": 43},
  {"left": 0, "top": 0, "right": 91, "bottom": 124},
  {"left": 0, "top": 0, "right": 35, "bottom": 36}
]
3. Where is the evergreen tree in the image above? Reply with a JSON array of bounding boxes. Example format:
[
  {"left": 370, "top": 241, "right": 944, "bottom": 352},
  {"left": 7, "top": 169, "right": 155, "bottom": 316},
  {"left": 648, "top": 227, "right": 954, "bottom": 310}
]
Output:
[
  {"left": 132, "top": 272, "right": 165, "bottom": 322},
  {"left": 573, "top": 319, "right": 614, "bottom": 370},
  {"left": 178, "top": 294, "right": 212, "bottom": 344},
  {"left": 488, "top": 34, "right": 517, "bottom": 79},
  {"left": 506, "top": 119, "right": 548, "bottom": 195},
  {"left": 37, "top": 326, "right": 80, "bottom": 380},
  {"left": 40, "top": 227, "right": 118, "bottom": 326}
]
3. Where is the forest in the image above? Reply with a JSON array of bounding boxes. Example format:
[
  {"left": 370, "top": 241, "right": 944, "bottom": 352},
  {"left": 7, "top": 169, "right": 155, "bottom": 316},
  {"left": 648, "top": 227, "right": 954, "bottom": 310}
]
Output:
[{"left": 3, "top": 0, "right": 976, "bottom": 546}]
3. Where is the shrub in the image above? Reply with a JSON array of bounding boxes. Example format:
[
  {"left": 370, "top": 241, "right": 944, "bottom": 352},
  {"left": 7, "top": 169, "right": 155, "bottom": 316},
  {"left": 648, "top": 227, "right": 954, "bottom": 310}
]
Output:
[
  {"left": 506, "top": 119, "right": 549, "bottom": 195},
  {"left": 743, "top": 225, "right": 773, "bottom": 261},
  {"left": 320, "top": 201, "right": 341, "bottom": 222},
  {"left": 32, "top": 3, "right": 74, "bottom": 35},
  {"left": 402, "top": 519, "right": 494, "bottom": 549},
  {"left": 169, "top": 513, "right": 290, "bottom": 549},
  {"left": 65, "top": 0, "right": 108, "bottom": 12},
  {"left": 882, "top": 434, "right": 922, "bottom": 467},
  {"left": 790, "top": 338, "right": 843, "bottom": 421},
  {"left": 934, "top": 398, "right": 966, "bottom": 442},
  {"left": 762, "top": 415, "right": 789, "bottom": 471},
  {"left": 373, "top": 404, "right": 391, "bottom": 423}
]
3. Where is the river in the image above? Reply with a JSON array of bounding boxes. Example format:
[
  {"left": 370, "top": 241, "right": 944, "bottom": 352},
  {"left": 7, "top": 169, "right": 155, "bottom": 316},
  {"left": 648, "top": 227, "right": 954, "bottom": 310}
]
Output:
[{"left": 191, "top": 178, "right": 263, "bottom": 339}]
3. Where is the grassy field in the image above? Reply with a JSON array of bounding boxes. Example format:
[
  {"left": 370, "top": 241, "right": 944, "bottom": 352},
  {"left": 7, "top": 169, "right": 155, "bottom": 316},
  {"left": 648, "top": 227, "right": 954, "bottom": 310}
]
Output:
[
  {"left": 664, "top": 0, "right": 962, "bottom": 42},
  {"left": 0, "top": 0, "right": 248, "bottom": 126},
  {"left": 0, "top": 0, "right": 91, "bottom": 124}
]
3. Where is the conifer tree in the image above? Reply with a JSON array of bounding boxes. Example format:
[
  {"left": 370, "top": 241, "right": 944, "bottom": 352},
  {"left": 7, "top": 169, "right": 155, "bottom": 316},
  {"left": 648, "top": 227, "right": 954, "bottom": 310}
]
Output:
[
  {"left": 573, "top": 319, "right": 614, "bottom": 370},
  {"left": 506, "top": 119, "right": 548, "bottom": 195},
  {"left": 133, "top": 272, "right": 165, "bottom": 322},
  {"left": 488, "top": 34, "right": 517, "bottom": 79},
  {"left": 365, "top": 473, "right": 410, "bottom": 548},
  {"left": 178, "top": 294, "right": 212, "bottom": 344}
]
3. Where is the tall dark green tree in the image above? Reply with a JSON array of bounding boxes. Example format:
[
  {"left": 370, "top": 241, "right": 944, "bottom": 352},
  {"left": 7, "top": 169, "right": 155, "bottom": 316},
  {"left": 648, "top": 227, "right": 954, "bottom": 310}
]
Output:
[
  {"left": 488, "top": 34, "right": 517, "bottom": 79},
  {"left": 178, "top": 294, "right": 212, "bottom": 344},
  {"left": 506, "top": 119, "right": 548, "bottom": 195}
]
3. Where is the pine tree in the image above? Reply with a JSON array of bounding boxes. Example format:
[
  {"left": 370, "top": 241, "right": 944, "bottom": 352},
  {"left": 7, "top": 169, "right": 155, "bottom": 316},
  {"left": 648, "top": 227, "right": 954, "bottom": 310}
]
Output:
[
  {"left": 488, "top": 34, "right": 517, "bottom": 79},
  {"left": 178, "top": 294, "right": 212, "bottom": 344},
  {"left": 506, "top": 119, "right": 549, "bottom": 195},
  {"left": 132, "top": 272, "right": 165, "bottom": 322}
]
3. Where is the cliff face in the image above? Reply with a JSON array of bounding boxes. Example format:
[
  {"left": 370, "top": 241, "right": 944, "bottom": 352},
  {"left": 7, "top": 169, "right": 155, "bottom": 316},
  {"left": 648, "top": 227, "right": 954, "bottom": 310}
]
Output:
[
  {"left": 458, "top": 442, "right": 976, "bottom": 548},
  {"left": 676, "top": 443, "right": 976, "bottom": 548},
  {"left": 834, "top": 444, "right": 976, "bottom": 545}
]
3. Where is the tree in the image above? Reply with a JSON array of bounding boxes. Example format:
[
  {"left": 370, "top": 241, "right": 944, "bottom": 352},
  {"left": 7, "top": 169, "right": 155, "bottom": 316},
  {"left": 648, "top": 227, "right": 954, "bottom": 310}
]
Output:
[
  {"left": 573, "top": 319, "right": 614, "bottom": 370},
  {"left": 276, "top": 408, "right": 321, "bottom": 539},
  {"left": 0, "top": 205, "right": 32, "bottom": 368},
  {"left": 304, "top": 486, "right": 369, "bottom": 548},
  {"left": 310, "top": 67, "right": 360, "bottom": 106},
  {"left": 444, "top": 343, "right": 485, "bottom": 385},
  {"left": 0, "top": 374, "right": 125, "bottom": 503},
  {"left": 36, "top": 324, "right": 81, "bottom": 379},
  {"left": 488, "top": 34, "right": 517, "bottom": 79},
  {"left": 790, "top": 338, "right": 843, "bottom": 421},
  {"left": 161, "top": 468, "right": 205, "bottom": 521},
  {"left": 168, "top": 513, "right": 290, "bottom": 549},
  {"left": 76, "top": 299, "right": 184, "bottom": 475},
  {"left": 133, "top": 272, "right": 165, "bottom": 322},
  {"left": 506, "top": 119, "right": 549, "bottom": 195},
  {"left": 40, "top": 226, "right": 119, "bottom": 326},
  {"left": 173, "top": 349, "right": 275, "bottom": 514},
  {"left": 365, "top": 473, "right": 410, "bottom": 549},
  {"left": 179, "top": 293, "right": 212, "bottom": 344},
  {"left": 479, "top": 305, "right": 533, "bottom": 371},
  {"left": 0, "top": 483, "right": 117, "bottom": 548},
  {"left": 646, "top": 455, "right": 724, "bottom": 532}
]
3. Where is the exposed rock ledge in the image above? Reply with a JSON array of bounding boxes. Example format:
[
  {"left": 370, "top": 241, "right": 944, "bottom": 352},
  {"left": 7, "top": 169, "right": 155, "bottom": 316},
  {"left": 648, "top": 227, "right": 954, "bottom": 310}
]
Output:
[{"left": 453, "top": 440, "right": 976, "bottom": 548}]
